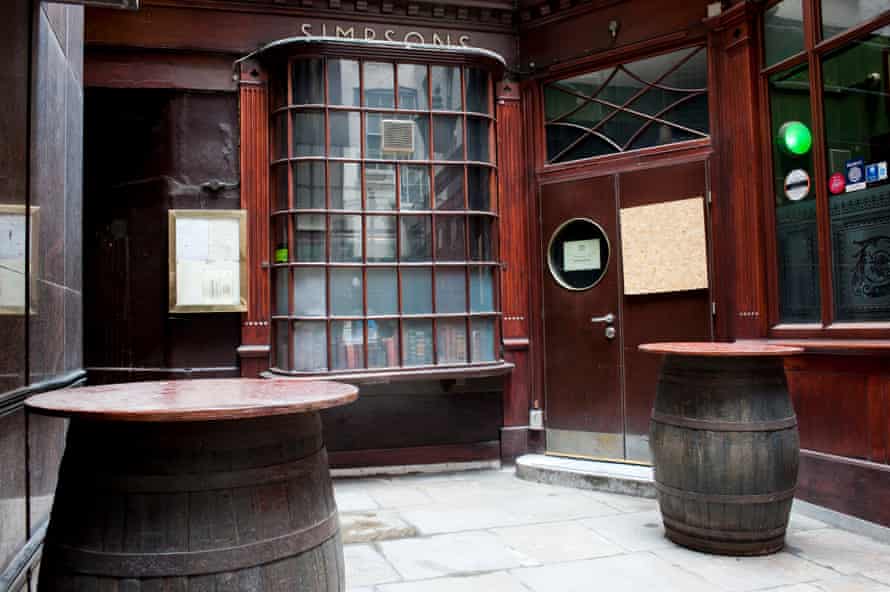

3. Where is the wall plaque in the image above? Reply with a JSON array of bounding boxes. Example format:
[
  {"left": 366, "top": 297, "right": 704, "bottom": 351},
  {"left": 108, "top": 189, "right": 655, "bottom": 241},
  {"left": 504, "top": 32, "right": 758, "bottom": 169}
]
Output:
[
  {"left": 0, "top": 205, "right": 39, "bottom": 315},
  {"left": 169, "top": 210, "right": 247, "bottom": 313},
  {"left": 620, "top": 197, "right": 709, "bottom": 295}
]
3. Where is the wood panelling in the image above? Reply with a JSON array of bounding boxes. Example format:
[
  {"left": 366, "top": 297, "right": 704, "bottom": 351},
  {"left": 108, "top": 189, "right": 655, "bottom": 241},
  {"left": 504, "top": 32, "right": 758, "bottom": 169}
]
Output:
[
  {"left": 798, "top": 450, "right": 890, "bottom": 528},
  {"left": 85, "top": 49, "right": 238, "bottom": 91}
]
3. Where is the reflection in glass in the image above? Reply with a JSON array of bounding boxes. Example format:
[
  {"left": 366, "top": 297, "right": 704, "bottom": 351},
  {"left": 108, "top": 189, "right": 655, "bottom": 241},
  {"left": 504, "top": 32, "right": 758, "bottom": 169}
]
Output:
[
  {"left": 292, "top": 59, "right": 325, "bottom": 105},
  {"left": 437, "top": 318, "right": 468, "bottom": 364},
  {"left": 435, "top": 268, "right": 466, "bottom": 313},
  {"left": 469, "top": 217, "right": 493, "bottom": 261},
  {"left": 330, "top": 111, "right": 362, "bottom": 158},
  {"left": 400, "top": 165, "right": 431, "bottom": 210},
  {"left": 273, "top": 164, "right": 289, "bottom": 211},
  {"left": 332, "top": 320, "right": 364, "bottom": 370},
  {"left": 436, "top": 216, "right": 466, "bottom": 261},
  {"left": 293, "top": 267, "right": 326, "bottom": 316},
  {"left": 402, "top": 319, "right": 433, "bottom": 366},
  {"left": 400, "top": 216, "right": 432, "bottom": 261},
  {"left": 470, "top": 267, "right": 495, "bottom": 312},
  {"left": 467, "top": 118, "right": 490, "bottom": 162},
  {"left": 274, "top": 114, "right": 288, "bottom": 160},
  {"left": 330, "top": 268, "right": 363, "bottom": 316},
  {"left": 471, "top": 318, "right": 496, "bottom": 362},
  {"left": 467, "top": 167, "right": 491, "bottom": 211},
  {"left": 295, "top": 214, "right": 326, "bottom": 262},
  {"left": 330, "top": 162, "right": 362, "bottom": 210},
  {"left": 368, "top": 319, "right": 399, "bottom": 368},
  {"left": 331, "top": 215, "right": 362, "bottom": 262},
  {"left": 274, "top": 268, "right": 289, "bottom": 315},
  {"left": 292, "top": 110, "right": 325, "bottom": 156},
  {"left": 401, "top": 268, "right": 432, "bottom": 314},
  {"left": 364, "top": 62, "right": 395, "bottom": 108},
  {"left": 365, "top": 113, "right": 431, "bottom": 161},
  {"left": 293, "top": 321, "right": 327, "bottom": 371},
  {"left": 274, "top": 215, "right": 289, "bottom": 262},
  {"left": 366, "top": 164, "right": 397, "bottom": 210},
  {"left": 764, "top": 0, "right": 805, "bottom": 67},
  {"left": 434, "top": 115, "right": 464, "bottom": 161},
  {"left": 435, "top": 166, "right": 465, "bottom": 210},
  {"left": 822, "top": 0, "right": 888, "bottom": 39},
  {"left": 398, "top": 64, "right": 429, "bottom": 109},
  {"left": 294, "top": 161, "right": 326, "bottom": 209},
  {"left": 465, "top": 67, "right": 491, "bottom": 114},
  {"left": 366, "top": 216, "right": 397, "bottom": 262},
  {"left": 271, "top": 73, "right": 288, "bottom": 109},
  {"left": 367, "top": 268, "right": 398, "bottom": 314},
  {"left": 432, "top": 66, "right": 462, "bottom": 111},
  {"left": 328, "top": 59, "right": 360, "bottom": 106},
  {"left": 275, "top": 321, "right": 289, "bottom": 369}
]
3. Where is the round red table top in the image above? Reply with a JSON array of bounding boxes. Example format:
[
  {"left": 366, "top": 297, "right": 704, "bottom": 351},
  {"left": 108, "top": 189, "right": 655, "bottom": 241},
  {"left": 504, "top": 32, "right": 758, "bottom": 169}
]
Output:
[
  {"left": 639, "top": 342, "right": 804, "bottom": 357},
  {"left": 25, "top": 378, "right": 359, "bottom": 422}
]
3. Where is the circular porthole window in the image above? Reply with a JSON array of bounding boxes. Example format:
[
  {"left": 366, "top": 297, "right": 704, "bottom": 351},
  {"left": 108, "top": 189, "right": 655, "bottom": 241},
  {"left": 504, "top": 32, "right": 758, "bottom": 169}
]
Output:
[{"left": 547, "top": 218, "right": 610, "bottom": 291}]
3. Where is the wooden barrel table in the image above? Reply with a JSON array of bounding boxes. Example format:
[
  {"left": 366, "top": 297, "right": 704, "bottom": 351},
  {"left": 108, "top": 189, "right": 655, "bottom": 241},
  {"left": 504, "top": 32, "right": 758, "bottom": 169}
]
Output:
[
  {"left": 26, "top": 378, "right": 358, "bottom": 591},
  {"left": 639, "top": 343, "right": 804, "bottom": 556}
]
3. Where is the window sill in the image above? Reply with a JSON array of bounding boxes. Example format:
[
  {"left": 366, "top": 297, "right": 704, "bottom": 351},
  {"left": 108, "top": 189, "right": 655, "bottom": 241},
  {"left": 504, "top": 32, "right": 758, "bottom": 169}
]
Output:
[{"left": 263, "top": 361, "right": 515, "bottom": 385}]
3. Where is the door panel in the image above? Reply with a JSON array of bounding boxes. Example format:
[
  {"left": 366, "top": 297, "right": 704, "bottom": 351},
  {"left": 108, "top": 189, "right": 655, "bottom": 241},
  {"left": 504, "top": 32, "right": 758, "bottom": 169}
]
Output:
[{"left": 542, "top": 176, "right": 622, "bottom": 457}]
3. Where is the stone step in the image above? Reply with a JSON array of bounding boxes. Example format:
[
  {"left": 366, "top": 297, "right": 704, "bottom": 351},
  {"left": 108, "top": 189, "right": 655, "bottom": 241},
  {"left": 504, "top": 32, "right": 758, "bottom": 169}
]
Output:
[{"left": 516, "top": 454, "right": 656, "bottom": 498}]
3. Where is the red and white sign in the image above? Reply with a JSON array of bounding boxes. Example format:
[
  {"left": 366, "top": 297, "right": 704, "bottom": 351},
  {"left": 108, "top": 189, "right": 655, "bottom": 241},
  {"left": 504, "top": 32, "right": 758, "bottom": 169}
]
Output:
[{"left": 829, "top": 173, "right": 846, "bottom": 195}]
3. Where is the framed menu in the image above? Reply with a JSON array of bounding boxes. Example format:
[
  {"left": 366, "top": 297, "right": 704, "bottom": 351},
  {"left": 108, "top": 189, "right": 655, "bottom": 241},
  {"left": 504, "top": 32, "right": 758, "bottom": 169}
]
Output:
[
  {"left": 0, "top": 205, "right": 39, "bottom": 315},
  {"left": 168, "top": 210, "right": 247, "bottom": 313}
]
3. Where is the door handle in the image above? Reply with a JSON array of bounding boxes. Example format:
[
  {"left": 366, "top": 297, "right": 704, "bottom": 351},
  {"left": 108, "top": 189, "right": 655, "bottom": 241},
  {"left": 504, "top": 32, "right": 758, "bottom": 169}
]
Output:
[{"left": 590, "top": 313, "right": 616, "bottom": 324}]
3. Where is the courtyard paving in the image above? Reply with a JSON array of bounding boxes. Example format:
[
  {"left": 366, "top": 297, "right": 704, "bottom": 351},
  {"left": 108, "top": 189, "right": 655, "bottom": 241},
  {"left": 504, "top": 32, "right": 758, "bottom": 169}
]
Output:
[{"left": 333, "top": 468, "right": 890, "bottom": 592}]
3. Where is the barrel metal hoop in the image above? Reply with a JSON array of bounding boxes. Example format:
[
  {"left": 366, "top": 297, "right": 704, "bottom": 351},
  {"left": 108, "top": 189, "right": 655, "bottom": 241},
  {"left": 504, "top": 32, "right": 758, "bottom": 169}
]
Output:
[
  {"left": 47, "top": 511, "right": 340, "bottom": 577},
  {"left": 656, "top": 481, "right": 796, "bottom": 504},
  {"left": 661, "top": 514, "right": 788, "bottom": 541},
  {"left": 83, "top": 447, "right": 327, "bottom": 493},
  {"left": 651, "top": 411, "right": 797, "bottom": 432}
]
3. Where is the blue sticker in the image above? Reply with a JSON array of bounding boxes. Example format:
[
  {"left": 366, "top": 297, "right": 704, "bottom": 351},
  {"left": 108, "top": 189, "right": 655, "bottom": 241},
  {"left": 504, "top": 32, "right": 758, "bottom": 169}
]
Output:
[
  {"left": 866, "top": 163, "right": 880, "bottom": 183},
  {"left": 846, "top": 158, "right": 865, "bottom": 185}
]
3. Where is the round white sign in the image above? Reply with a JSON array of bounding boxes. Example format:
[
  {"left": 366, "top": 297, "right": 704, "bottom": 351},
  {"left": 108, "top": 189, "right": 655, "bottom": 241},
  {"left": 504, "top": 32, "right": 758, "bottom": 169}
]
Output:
[{"left": 784, "top": 169, "right": 811, "bottom": 201}]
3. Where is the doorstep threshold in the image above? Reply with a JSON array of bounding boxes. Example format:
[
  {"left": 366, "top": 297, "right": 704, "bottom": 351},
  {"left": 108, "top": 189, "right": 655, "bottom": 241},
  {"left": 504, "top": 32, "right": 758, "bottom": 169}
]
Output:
[{"left": 516, "top": 454, "right": 656, "bottom": 498}]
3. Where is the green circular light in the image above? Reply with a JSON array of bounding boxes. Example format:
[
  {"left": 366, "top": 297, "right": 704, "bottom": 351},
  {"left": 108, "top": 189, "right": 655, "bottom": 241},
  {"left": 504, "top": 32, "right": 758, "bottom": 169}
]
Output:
[{"left": 779, "top": 121, "right": 813, "bottom": 156}]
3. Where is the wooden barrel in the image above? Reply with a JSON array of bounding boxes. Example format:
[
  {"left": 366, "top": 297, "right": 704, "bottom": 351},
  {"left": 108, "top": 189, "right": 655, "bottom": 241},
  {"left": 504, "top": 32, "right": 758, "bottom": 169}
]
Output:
[
  {"left": 648, "top": 350, "right": 800, "bottom": 556},
  {"left": 38, "top": 412, "right": 344, "bottom": 590}
]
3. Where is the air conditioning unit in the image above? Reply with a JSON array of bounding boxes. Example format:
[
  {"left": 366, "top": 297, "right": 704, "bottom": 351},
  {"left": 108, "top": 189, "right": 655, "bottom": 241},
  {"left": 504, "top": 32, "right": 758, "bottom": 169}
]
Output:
[{"left": 381, "top": 119, "right": 415, "bottom": 154}]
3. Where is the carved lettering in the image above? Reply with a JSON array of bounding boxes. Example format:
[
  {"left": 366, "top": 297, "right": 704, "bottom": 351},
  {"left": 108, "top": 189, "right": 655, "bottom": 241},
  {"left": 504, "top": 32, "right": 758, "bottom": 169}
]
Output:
[
  {"left": 301, "top": 23, "right": 313, "bottom": 36},
  {"left": 459, "top": 35, "right": 471, "bottom": 47},
  {"left": 336, "top": 26, "right": 355, "bottom": 39},
  {"left": 364, "top": 27, "right": 376, "bottom": 40},
  {"left": 296, "top": 24, "right": 472, "bottom": 48},
  {"left": 384, "top": 29, "right": 396, "bottom": 41},
  {"left": 404, "top": 31, "right": 425, "bottom": 44},
  {"left": 432, "top": 33, "right": 445, "bottom": 46}
]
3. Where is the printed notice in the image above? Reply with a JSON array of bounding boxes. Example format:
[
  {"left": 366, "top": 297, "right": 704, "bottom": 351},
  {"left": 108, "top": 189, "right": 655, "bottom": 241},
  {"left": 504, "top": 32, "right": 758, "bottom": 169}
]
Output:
[
  {"left": 0, "top": 209, "right": 31, "bottom": 312},
  {"left": 564, "top": 239, "right": 601, "bottom": 272}
]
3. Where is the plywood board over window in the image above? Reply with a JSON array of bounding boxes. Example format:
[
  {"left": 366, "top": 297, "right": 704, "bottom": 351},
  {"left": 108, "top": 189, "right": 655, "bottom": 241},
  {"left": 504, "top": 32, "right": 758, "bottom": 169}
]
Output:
[{"left": 619, "top": 196, "right": 709, "bottom": 295}]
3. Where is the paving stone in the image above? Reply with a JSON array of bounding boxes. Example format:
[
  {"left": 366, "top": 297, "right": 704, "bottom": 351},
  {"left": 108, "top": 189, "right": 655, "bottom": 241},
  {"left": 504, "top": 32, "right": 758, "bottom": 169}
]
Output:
[
  {"left": 345, "top": 543, "right": 401, "bottom": 588},
  {"left": 809, "top": 575, "right": 890, "bottom": 591},
  {"left": 377, "top": 572, "right": 530, "bottom": 592},
  {"left": 341, "top": 511, "right": 417, "bottom": 544},
  {"left": 512, "top": 551, "right": 721, "bottom": 592},
  {"left": 653, "top": 546, "right": 836, "bottom": 592},
  {"left": 367, "top": 484, "right": 434, "bottom": 509},
  {"left": 789, "top": 511, "right": 831, "bottom": 533},
  {"left": 579, "top": 510, "right": 674, "bottom": 552},
  {"left": 864, "top": 568, "right": 890, "bottom": 586},
  {"left": 379, "top": 530, "right": 537, "bottom": 580},
  {"left": 786, "top": 529, "right": 890, "bottom": 575},
  {"left": 336, "top": 488, "right": 380, "bottom": 513},
  {"left": 506, "top": 491, "right": 622, "bottom": 523},
  {"left": 399, "top": 503, "right": 527, "bottom": 535},
  {"left": 584, "top": 490, "right": 659, "bottom": 514},
  {"left": 492, "top": 520, "right": 623, "bottom": 563}
]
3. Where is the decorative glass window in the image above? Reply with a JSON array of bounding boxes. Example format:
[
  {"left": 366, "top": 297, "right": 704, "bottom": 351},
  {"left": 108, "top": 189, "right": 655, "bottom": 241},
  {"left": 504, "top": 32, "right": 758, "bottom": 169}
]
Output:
[
  {"left": 270, "top": 57, "right": 500, "bottom": 374},
  {"left": 543, "top": 46, "right": 709, "bottom": 164}
]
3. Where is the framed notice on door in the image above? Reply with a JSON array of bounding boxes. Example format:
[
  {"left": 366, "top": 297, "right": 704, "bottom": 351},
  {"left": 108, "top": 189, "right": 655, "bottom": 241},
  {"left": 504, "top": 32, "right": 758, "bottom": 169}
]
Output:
[{"left": 168, "top": 210, "right": 248, "bottom": 313}]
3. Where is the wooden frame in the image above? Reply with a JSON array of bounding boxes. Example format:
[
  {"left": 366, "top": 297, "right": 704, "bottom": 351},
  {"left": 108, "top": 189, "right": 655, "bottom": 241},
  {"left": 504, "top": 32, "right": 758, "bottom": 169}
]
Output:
[
  {"left": 168, "top": 209, "right": 248, "bottom": 314},
  {"left": 0, "top": 205, "right": 39, "bottom": 316},
  {"left": 758, "top": 0, "right": 890, "bottom": 339}
]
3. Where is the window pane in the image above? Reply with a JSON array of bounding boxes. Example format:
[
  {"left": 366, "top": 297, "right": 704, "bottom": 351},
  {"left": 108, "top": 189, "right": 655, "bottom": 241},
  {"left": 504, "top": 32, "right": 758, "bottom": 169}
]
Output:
[
  {"left": 822, "top": 0, "right": 889, "bottom": 39},
  {"left": 295, "top": 214, "right": 326, "bottom": 262},
  {"left": 435, "top": 268, "right": 467, "bottom": 313},
  {"left": 434, "top": 165, "right": 465, "bottom": 210},
  {"left": 274, "top": 268, "right": 289, "bottom": 315},
  {"left": 330, "top": 111, "right": 362, "bottom": 158},
  {"left": 328, "top": 59, "right": 360, "bottom": 106},
  {"left": 401, "top": 268, "right": 432, "bottom": 314},
  {"left": 469, "top": 217, "right": 493, "bottom": 261},
  {"left": 330, "top": 162, "right": 362, "bottom": 210},
  {"left": 274, "top": 215, "right": 289, "bottom": 262},
  {"left": 292, "top": 59, "right": 325, "bottom": 105},
  {"left": 402, "top": 319, "right": 433, "bottom": 366},
  {"left": 400, "top": 165, "right": 431, "bottom": 210},
  {"left": 274, "top": 114, "right": 288, "bottom": 160},
  {"left": 368, "top": 319, "right": 399, "bottom": 368},
  {"left": 467, "top": 167, "right": 492, "bottom": 211},
  {"left": 437, "top": 319, "right": 468, "bottom": 364},
  {"left": 331, "top": 215, "right": 362, "bottom": 262},
  {"left": 398, "top": 64, "right": 429, "bottom": 109},
  {"left": 365, "top": 113, "right": 431, "bottom": 160},
  {"left": 436, "top": 216, "right": 466, "bottom": 261},
  {"left": 294, "top": 161, "right": 325, "bottom": 209},
  {"left": 367, "top": 268, "right": 398, "bottom": 314},
  {"left": 330, "top": 268, "right": 363, "bottom": 316},
  {"left": 275, "top": 321, "right": 289, "bottom": 370},
  {"left": 764, "top": 0, "right": 805, "bottom": 67},
  {"left": 467, "top": 118, "right": 490, "bottom": 162},
  {"left": 470, "top": 267, "right": 495, "bottom": 312},
  {"left": 769, "top": 64, "right": 821, "bottom": 323},
  {"left": 434, "top": 115, "right": 464, "bottom": 161},
  {"left": 272, "top": 71, "right": 288, "bottom": 109},
  {"left": 367, "top": 216, "right": 397, "bottom": 262},
  {"left": 400, "top": 216, "right": 432, "bottom": 261},
  {"left": 293, "top": 267, "right": 326, "bottom": 316},
  {"left": 292, "top": 110, "right": 325, "bottom": 157},
  {"left": 331, "top": 320, "right": 364, "bottom": 370},
  {"left": 823, "top": 26, "right": 890, "bottom": 322},
  {"left": 431, "top": 66, "right": 462, "bottom": 111},
  {"left": 471, "top": 318, "right": 496, "bottom": 362},
  {"left": 367, "top": 164, "right": 397, "bottom": 210},
  {"left": 466, "top": 68, "right": 490, "bottom": 114},
  {"left": 364, "top": 62, "right": 395, "bottom": 108},
  {"left": 293, "top": 321, "right": 327, "bottom": 371},
  {"left": 273, "top": 164, "right": 289, "bottom": 211}
]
